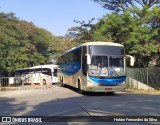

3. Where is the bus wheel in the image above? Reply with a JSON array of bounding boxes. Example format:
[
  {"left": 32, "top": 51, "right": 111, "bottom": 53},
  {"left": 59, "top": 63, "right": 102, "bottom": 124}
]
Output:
[
  {"left": 78, "top": 82, "right": 83, "bottom": 94},
  {"left": 43, "top": 79, "right": 46, "bottom": 85},
  {"left": 60, "top": 77, "right": 64, "bottom": 87}
]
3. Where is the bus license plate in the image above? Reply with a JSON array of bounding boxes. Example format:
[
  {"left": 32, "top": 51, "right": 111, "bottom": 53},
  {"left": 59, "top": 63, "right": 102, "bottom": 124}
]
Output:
[{"left": 105, "top": 88, "right": 112, "bottom": 91}]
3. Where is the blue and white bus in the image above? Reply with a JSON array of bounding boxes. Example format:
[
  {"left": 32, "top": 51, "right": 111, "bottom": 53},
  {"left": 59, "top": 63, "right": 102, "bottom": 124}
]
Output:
[{"left": 57, "top": 41, "right": 134, "bottom": 94}]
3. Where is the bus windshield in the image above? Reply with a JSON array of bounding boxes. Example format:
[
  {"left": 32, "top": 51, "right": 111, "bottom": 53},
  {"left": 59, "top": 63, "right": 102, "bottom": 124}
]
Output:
[
  {"left": 89, "top": 45, "right": 125, "bottom": 55},
  {"left": 89, "top": 56, "right": 125, "bottom": 77}
]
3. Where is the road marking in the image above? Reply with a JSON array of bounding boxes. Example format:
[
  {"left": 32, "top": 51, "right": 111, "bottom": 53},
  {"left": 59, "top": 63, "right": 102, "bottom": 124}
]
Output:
[{"left": 85, "top": 109, "right": 125, "bottom": 116}]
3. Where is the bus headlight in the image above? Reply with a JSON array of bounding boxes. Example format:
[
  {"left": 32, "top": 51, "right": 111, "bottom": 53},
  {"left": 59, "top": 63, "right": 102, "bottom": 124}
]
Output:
[
  {"left": 87, "top": 79, "right": 98, "bottom": 86},
  {"left": 121, "top": 81, "right": 125, "bottom": 84}
]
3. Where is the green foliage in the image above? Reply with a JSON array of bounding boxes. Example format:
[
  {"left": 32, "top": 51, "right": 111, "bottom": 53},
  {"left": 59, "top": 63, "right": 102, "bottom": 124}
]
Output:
[
  {"left": 92, "top": 0, "right": 160, "bottom": 13},
  {"left": 67, "top": 18, "right": 95, "bottom": 42},
  {"left": 0, "top": 12, "right": 61, "bottom": 76},
  {"left": 65, "top": 4, "right": 159, "bottom": 67},
  {"left": 93, "top": 11, "right": 135, "bottom": 44},
  {"left": 92, "top": 7, "right": 160, "bottom": 67}
]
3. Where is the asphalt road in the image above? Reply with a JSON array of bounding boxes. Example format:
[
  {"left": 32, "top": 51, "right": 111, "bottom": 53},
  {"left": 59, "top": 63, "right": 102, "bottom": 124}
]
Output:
[{"left": 0, "top": 85, "right": 160, "bottom": 125}]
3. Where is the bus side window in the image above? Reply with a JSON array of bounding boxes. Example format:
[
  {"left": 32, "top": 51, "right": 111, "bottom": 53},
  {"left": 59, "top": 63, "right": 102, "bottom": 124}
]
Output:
[
  {"left": 53, "top": 69, "right": 57, "bottom": 77},
  {"left": 82, "top": 55, "right": 87, "bottom": 76},
  {"left": 82, "top": 46, "right": 87, "bottom": 76},
  {"left": 42, "top": 68, "right": 52, "bottom": 76}
]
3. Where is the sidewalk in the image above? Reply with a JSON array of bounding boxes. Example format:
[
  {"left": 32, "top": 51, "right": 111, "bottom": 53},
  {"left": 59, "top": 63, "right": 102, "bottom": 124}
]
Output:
[
  {"left": 0, "top": 85, "right": 52, "bottom": 91},
  {"left": 0, "top": 86, "right": 54, "bottom": 98},
  {"left": 1, "top": 86, "right": 160, "bottom": 95},
  {"left": 126, "top": 89, "right": 160, "bottom": 95}
]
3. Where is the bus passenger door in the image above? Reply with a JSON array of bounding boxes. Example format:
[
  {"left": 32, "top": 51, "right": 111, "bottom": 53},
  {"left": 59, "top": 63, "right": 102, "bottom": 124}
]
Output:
[{"left": 52, "top": 68, "right": 58, "bottom": 83}]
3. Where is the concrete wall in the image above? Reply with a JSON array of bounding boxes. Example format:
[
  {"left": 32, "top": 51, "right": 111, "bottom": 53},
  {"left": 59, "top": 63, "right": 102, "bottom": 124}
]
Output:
[{"left": 128, "top": 77, "right": 154, "bottom": 90}]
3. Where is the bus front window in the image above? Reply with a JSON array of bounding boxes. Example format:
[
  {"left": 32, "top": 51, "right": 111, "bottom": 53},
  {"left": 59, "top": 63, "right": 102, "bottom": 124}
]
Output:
[
  {"left": 109, "top": 56, "right": 125, "bottom": 76},
  {"left": 88, "top": 56, "right": 125, "bottom": 77},
  {"left": 89, "top": 56, "right": 109, "bottom": 77}
]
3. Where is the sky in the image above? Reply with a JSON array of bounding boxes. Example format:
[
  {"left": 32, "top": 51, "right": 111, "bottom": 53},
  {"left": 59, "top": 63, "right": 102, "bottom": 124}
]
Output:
[{"left": 0, "top": 0, "right": 109, "bottom": 36}]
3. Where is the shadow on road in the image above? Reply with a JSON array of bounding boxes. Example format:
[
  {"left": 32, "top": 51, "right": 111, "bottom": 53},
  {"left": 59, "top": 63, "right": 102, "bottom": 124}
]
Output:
[
  {"left": 0, "top": 85, "right": 159, "bottom": 125},
  {"left": 0, "top": 97, "right": 27, "bottom": 116},
  {"left": 22, "top": 87, "right": 159, "bottom": 125},
  {"left": 61, "top": 84, "right": 122, "bottom": 96}
]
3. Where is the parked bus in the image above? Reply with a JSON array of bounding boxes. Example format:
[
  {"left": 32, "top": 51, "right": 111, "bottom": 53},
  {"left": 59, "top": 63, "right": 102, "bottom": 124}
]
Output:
[
  {"left": 14, "top": 68, "right": 31, "bottom": 84},
  {"left": 29, "top": 64, "right": 58, "bottom": 85},
  {"left": 14, "top": 64, "right": 58, "bottom": 85},
  {"left": 57, "top": 41, "right": 135, "bottom": 94}
]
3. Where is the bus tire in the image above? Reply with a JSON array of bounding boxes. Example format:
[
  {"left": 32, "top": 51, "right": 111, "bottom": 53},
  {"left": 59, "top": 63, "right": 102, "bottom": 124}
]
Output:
[
  {"left": 78, "top": 81, "right": 83, "bottom": 94},
  {"left": 60, "top": 77, "right": 64, "bottom": 87},
  {"left": 43, "top": 79, "right": 46, "bottom": 85},
  {"left": 106, "top": 92, "right": 114, "bottom": 95}
]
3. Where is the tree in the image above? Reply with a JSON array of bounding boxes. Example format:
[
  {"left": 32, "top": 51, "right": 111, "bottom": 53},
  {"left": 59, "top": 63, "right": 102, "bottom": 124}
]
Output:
[
  {"left": 93, "top": 12, "right": 134, "bottom": 44},
  {"left": 92, "top": 0, "right": 160, "bottom": 12},
  {"left": 66, "top": 18, "right": 95, "bottom": 42},
  {"left": 0, "top": 12, "right": 61, "bottom": 76},
  {"left": 92, "top": 7, "right": 160, "bottom": 67}
]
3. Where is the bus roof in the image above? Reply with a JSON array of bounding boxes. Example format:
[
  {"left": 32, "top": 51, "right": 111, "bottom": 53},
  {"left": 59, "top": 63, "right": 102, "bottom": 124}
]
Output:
[
  {"left": 30, "top": 64, "right": 58, "bottom": 69},
  {"left": 60, "top": 41, "right": 124, "bottom": 56},
  {"left": 81, "top": 41, "right": 124, "bottom": 47},
  {"left": 15, "top": 68, "right": 30, "bottom": 71}
]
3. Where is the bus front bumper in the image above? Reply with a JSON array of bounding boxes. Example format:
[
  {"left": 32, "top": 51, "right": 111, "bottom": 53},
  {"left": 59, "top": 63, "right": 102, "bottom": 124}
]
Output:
[{"left": 83, "top": 84, "right": 126, "bottom": 92}]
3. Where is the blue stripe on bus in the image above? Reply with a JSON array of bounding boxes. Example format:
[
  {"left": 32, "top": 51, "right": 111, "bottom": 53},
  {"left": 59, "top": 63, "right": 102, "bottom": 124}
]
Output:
[
  {"left": 88, "top": 76, "right": 126, "bottom": 86},
  {"left": 60, "top": 62, "right": 81, "bottom": 76}
]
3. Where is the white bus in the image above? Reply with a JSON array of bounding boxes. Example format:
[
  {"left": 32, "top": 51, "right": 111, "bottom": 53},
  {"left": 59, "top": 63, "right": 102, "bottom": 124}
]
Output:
[
  {"left": 15, "top": 64, "right": 58, "bottom": 85},
  {"left": 14, "top": 68, "right": 31, "bottom": 84},
  {"left": 57, "top": 41, "right": 134, "bottom": 94},
  {"left": 29, "top": 64, "right": 58, "bottom": 85}
]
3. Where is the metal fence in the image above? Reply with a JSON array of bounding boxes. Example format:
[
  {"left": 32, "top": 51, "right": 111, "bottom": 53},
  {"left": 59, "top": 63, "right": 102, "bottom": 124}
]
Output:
[
  {"left": 0, "top": 77, "right": 24, "bottom": 87},
  {"left": 0, "top": 76, "right": 52, "bottom": 91},
  {"left": 126, "top": 67, "right": 160, "bottom": 90}
]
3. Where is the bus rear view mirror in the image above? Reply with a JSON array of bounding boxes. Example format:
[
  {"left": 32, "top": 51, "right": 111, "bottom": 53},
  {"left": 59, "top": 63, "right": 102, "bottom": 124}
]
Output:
[
  {"left": 130, "top": 56, "right": 135, "bottom": 66},
  {"left": 126, "top": 55, "right": 135, "bottom": 66}
]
